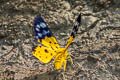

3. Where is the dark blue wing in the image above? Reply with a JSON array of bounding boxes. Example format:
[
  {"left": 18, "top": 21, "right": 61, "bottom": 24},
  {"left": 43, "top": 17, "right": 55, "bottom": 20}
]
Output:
[
  {"left": 34, "top": 16, "right": 52, "bottom": 41},
  {"left": 33, "top": 16, "right": 60, "bottom": 50}
]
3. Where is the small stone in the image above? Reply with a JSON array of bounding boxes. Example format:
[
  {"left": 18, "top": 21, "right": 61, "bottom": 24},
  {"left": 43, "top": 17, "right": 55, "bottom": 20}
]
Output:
[
  {"left": 60, "top": 33, "right": 66, "bottom": 36},
  {"left": 61, "top": 1, "right": 71, "bottom": 10},
  {"left": 1, "top": 46, "right": 7, "bottom": 50},
  {"left": 87, "top": 55, "right": 99, "bottom": 63}
]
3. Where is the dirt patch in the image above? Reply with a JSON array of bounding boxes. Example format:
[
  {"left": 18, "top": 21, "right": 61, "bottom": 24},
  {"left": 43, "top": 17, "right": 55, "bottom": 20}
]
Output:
[{"left": 0, "top": 0, "right": 120, "bottom": 80}]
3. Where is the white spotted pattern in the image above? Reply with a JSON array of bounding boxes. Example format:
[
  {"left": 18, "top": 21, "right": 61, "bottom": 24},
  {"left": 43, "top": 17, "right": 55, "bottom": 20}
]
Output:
[
  {"left": 35, "top": 36, "right": 39, "bottom": 39},
  {"left": 40, "top": 22, "right": 46, "bottom": 28},
  {"left": 43, "top": 30, "right": 48, "bottom": 35},
  {"left": 35, "top": 27, "right": 40, "bottom": 31},
  {"left": 38, "top": 33, "right": 42, "bottom": 37},
  {"left": 37, "top": 24, "right": 41, "bottom": 28},
  {"left": 46, "top": 30, "right": 50, "bottom": 34}
]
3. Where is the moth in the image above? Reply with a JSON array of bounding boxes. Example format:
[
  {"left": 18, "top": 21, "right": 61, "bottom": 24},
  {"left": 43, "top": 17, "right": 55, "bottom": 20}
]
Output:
[{"left": 32, "top": 14, "right": 81, "bottom": 71}]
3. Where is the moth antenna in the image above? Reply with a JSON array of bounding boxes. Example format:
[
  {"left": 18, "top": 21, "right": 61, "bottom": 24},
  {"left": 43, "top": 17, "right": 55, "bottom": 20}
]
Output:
[
  {"left": 70, "top": 14, "right": 81, "bottom": 38},
  {"left": 65, "top": 14, "right": 82, "bottom": 49},
  {"left": 77, "top": 13, "right": 81, "bottom": 24}
]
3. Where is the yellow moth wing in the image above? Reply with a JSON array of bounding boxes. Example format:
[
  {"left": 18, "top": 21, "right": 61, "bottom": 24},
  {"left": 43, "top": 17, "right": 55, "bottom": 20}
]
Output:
[
  {"left": 32, "top": 46, "right": 56, "bottom": 63},
  {"left": 38, "top": 36, "right": 60, "bottom": 50}
]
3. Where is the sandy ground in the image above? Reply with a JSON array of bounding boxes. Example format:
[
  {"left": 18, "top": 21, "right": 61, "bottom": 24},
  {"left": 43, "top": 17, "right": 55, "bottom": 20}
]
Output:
[{"left": 0, "top": 0, "right": 120, "bottom": 80}]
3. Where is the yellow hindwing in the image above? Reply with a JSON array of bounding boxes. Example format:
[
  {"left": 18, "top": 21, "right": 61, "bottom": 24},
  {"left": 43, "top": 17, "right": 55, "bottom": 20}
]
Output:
[
  {"left": 38, "top": 36, "right": 60, "bottom": 50},
  {"left": 32, "top": 46, "right": 56, "bottom": 63}
]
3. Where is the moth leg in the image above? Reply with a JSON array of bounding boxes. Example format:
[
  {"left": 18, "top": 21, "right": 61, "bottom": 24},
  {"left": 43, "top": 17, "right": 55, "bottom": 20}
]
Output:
[
  {"left": 67, "top": 56, "right": 73, "bottom": 64},
  {"left": 64, "top": 60, "right": 67, "bottom": 71},
  {"left": 53, "top": 53, "right": 62, "bottom": 63}
]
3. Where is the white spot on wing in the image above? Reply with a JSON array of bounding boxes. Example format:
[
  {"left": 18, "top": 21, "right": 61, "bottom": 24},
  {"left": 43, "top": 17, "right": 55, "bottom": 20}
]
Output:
[
  {"left": 40, "top": 22, "right": 46, "bottom": 28},
  {"left": 37, "top": 24, "right": 41, "bottom": 28},
  {"left": 36, "top": 27, "right": 40, "bottom": 31},
  {"left": 38, "top": 33, "right": 42, "bottom": 37},
  {"left": 43, "top": 30, "right": 47, "bottom": 35},
  {"left": 46, "top": 30, "right": 50, "bottom": 34},
  {"left": 35, "top": 36, "right": 39, "bottom": 39}
]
